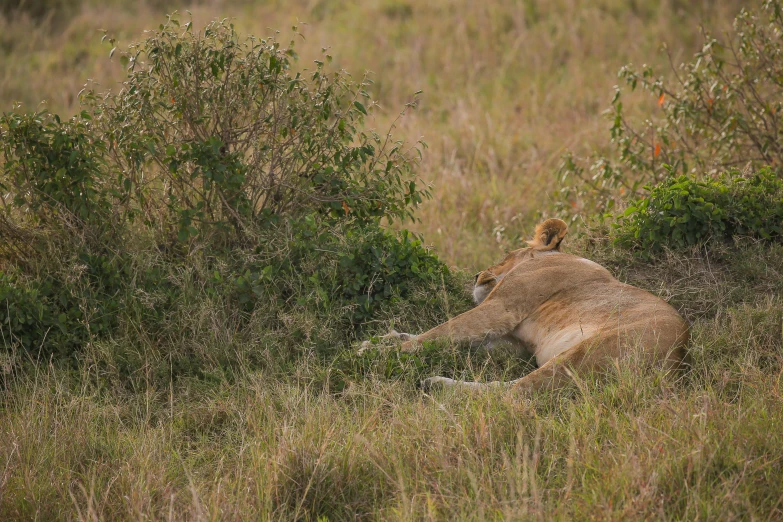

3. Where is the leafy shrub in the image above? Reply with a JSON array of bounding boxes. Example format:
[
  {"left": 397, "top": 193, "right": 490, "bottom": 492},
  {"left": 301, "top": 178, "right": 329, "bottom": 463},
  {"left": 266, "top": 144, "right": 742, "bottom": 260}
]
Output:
[
  {"left": 2, "top": 15, "right": 429, "bottom": 255},
  {"left": 616, "top": 167, "right": 783, "bottom": 255},
  {"left": 284, "top": 217, "right": 454, "bottom": 324},
  {"left": 0, "top": 216, "right": 460, "bottom": 372},
  {"left": 0, "top": 111, "right": 121, "bottom": 241},
  {"left": 0, "top": 15, "right": 445, "bottom": 371},
  {"left": 0, "top": 274, "right": 74, "bottom": 357},
  {"left": 558, "top": 0, "right": 783, "bottom": 215},
  {"left": 59, "top": 218, "right": 468, "bottom": 387},
  {"left": 0, "top": 253, "right": 125, "bottom": 360},
  {"left": 228, "top": 216, "right": 463, "bottom": 333},
  {"left": 0, "top": 110, "right": 142, "bottom": 362},
  {"left": 86, "top": 16, "right": 429, "bottom": 243}
]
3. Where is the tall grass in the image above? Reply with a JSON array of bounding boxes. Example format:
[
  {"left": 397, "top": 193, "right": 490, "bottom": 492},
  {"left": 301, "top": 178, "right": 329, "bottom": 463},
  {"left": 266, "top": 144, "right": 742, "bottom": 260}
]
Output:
[{"left": 2, "top": 239, "right": 783, "bottom": 520}]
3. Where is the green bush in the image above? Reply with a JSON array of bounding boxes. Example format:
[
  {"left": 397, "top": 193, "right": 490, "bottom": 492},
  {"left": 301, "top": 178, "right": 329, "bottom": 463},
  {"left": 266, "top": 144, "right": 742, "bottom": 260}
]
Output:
[
  {"left": 85, "top": 16, "right": 429, "bottom": 243},
  {"left": 616, "top": 167, "right": 783, "bottom": 255},
  {"left": 283, "top": 217, "right": 455, "bottom": 324},
  {"left": 2, "top": 15, "right": 429, "bottom": 254},
  {"left": 226, "top": 216, "right": 463, "bottom": 335},
  {"left": 0, "top": 253, "right": 125, "bottom": 360},
  {"left": 558, "top": 0, "right": 783, "bottom": 215},
  {"left": 72, "top": 218, "right": 468, "bottom": 387},
  {"left": 0, "top": 111, "right": 120, "bottom": 237},
  {"left": 1, "top": 214, "right": 462, "bottom": 375},
  {"left": 0, "top": 15, "right": 446, "bottom": 370}
]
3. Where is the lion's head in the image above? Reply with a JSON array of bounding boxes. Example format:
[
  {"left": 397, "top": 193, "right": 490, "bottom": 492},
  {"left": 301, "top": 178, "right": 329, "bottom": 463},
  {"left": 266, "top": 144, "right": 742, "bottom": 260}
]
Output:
[{"left": 472, "top": 218, "right": 568, "bottom": 304}]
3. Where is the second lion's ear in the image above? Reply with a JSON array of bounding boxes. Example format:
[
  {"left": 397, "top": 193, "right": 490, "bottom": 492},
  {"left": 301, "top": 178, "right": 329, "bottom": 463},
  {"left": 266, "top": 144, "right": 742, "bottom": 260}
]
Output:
[{"left": 527, "top": 218, "right": 568, "bottom": 251}]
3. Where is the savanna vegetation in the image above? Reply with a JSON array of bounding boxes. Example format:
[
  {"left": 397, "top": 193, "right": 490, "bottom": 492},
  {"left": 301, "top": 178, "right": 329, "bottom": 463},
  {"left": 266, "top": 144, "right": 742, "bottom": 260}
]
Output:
[{"left": 1, "top": 0, "right": 783, "bottom": 520}]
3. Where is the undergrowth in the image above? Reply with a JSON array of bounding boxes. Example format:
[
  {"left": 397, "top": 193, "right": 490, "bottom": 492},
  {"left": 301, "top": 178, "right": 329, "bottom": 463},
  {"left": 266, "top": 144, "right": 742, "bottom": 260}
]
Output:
[{"left": 0, "top": 17, "right": 440, "bottom": 375}]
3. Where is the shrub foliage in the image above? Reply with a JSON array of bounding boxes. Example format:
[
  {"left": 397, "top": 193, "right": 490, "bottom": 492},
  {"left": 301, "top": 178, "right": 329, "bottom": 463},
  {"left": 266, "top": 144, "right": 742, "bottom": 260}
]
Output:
[
  {"left": 88, "top": 17, "right": 429, "bottom": 242},
  {"left": 616, "top": 167, "right": 783, "bottom": 255},
  {"left": 0, "top": 16, "right": 446, "bottom": 367},
  {"left": 559, "top": 0, "right": 783, "bottom": 214}
]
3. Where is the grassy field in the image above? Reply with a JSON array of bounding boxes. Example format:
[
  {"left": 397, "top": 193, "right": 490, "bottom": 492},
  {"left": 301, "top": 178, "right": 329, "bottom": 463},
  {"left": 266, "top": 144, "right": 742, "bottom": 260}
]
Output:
[
  {"left": 3, "top": 0, "right": 783, "bottom": 520},
  {"left": 2, "top": 239, "right": 783, "bottom": 520}
]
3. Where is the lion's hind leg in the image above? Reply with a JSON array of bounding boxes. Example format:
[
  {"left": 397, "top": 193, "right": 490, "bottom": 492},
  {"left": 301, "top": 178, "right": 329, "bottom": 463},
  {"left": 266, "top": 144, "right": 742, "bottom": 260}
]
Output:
[
  {"left": 420, "top": 376, "right": 510, "bottom": 393},
  {"left": 418, "top": 348, "right": 590, "bottom": 395}
]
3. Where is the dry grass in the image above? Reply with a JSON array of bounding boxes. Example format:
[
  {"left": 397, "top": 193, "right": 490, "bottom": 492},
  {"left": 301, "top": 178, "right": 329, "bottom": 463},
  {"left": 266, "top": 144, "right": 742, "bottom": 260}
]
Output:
[{"left": 2, "top": 287, "right": 782, "bottom": 520}]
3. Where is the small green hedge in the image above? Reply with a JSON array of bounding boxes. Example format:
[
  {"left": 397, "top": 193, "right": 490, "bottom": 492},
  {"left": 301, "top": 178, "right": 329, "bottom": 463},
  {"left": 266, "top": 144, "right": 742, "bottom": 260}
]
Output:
[
  {"left": 285, "top": 218, "right": 452, "bottom": 324},
  {"left": 0, "top": 254, "right": 123, "bottom": 360},
  {"left": 615, "top": 167, "right": 783, "bottom": 255},
  {"left": 0, "top": 217, "right": 461, "bottom": 375}
]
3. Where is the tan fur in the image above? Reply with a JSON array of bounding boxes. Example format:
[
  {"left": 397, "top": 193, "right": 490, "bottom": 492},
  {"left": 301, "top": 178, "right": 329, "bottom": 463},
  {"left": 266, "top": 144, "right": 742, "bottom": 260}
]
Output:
[
  {"left": 379, "top": 218, "right": 690, "bottom": 393},
  {"left": 525, "top": 218, "right": 568, "bottom": 251}
]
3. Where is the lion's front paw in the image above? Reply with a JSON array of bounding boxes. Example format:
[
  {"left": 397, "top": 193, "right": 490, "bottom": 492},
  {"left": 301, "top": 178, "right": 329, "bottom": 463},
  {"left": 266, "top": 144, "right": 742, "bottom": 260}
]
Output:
[
  {"left": 384, "top": 330, "right": 417, "bottom": 342},
  {"left": 361, "top": 330, "right": 419, "bottom": 350},
  {"left": 357, "top": 340, "right": 373, "bottom": 355},
  {"left": 358, "top": 330, "right": 418, "bottom": 354},
  {"left": 420, "top": 376, "right": 455, "bottom": 393}
]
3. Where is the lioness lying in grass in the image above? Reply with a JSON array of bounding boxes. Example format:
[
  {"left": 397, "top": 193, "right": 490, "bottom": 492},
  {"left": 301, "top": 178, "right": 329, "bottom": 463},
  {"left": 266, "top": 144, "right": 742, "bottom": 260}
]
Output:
[{"left": 367, "top": 218, "right": 690, "bottom": 392}]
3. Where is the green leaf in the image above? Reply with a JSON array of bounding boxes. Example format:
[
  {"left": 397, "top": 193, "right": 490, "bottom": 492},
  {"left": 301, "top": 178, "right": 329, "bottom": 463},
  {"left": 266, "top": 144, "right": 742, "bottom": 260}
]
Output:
[{"left": 353, "top": 101, "right": 368, "bottom": 115}]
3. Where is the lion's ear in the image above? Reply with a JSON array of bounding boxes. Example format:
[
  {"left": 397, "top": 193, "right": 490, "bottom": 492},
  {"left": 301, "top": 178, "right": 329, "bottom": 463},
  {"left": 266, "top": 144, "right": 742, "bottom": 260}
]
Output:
[
  {"left": 527, "top": 218, "right": 568, "bottom": 251},
  {"left": 475, "top": 271, "right": 497, "bottom": 286}
]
